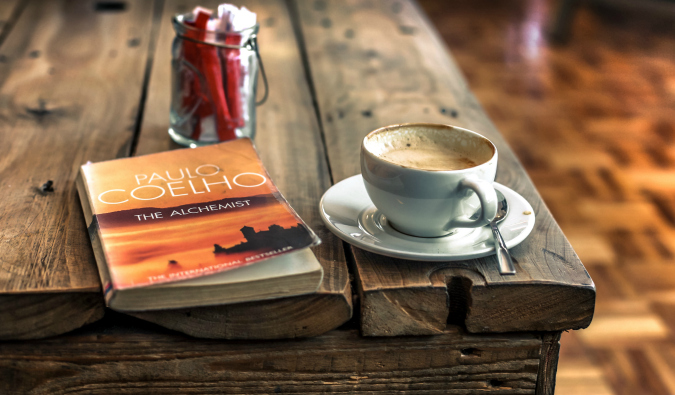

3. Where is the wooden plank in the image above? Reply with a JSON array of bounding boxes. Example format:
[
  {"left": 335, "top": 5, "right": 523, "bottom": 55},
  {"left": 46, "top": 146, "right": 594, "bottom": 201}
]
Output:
[
  {"left": 536, "top": 332, "right": 562, "bottom": 395},
  {"left": 0, "top": 0, "right": 23, "bottom": 40},
  {"left": 0, "top": 313, "right": 544, "bottom": 394},
  {"left": 131, "top": 0, "right": 352, "bottom": 339},
  {"left": 0, "top": 0, "right": 158, "bottom": 337},
  {"left": 292, "top": 0, "right": 595, "bottom": 335},
  {"left": 0, "top": 293, "right": 103, "bottom": 340}
]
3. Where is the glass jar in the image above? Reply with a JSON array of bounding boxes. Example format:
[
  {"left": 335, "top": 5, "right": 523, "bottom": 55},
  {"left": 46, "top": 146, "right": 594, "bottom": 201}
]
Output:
[{"left": 169, "top": 13, "right": 267, "bottom": 147}]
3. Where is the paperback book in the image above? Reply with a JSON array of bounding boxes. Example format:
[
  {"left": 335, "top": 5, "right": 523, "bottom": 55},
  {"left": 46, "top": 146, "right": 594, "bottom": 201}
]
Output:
[{"left": 76, "top": 138, "right": 322, "bottom": 311}]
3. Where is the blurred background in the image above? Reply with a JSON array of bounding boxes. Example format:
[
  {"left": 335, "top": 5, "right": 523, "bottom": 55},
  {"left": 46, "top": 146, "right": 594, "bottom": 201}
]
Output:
[{"left": 418, "top": 0, "right": 675, "bottom": 394}]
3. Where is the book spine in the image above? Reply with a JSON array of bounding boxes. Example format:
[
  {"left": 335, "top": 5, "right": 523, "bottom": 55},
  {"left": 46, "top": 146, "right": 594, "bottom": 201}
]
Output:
[{"left": 75, "top": 170, "right": 116, "bottom": 307}]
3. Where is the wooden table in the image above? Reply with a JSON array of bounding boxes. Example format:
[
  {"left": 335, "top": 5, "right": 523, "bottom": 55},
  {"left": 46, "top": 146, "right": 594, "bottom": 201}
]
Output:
[{"left": 0, "top": 0, "right": 595, "bottom": 393}]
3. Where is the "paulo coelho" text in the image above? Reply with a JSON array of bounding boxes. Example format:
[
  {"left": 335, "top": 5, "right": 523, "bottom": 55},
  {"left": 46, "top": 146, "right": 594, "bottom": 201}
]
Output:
[{"left": 97, "top": 164, "right": 267, "bottom": 205}]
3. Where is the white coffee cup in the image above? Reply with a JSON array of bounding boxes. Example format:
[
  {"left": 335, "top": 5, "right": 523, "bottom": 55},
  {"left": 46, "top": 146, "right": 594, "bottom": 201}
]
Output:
[{"left": 361, "top": 123, "right": 498, "bottom": 238}]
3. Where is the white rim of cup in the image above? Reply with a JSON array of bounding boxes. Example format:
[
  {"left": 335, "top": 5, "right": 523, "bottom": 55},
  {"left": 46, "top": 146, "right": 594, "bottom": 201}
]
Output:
[{"left": 361, "top": 123, "right": 497, "bottom": 173}]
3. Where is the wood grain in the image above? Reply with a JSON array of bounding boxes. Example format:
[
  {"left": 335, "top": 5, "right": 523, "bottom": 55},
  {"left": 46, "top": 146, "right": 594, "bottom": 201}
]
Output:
[
  {"left": 0, "top": 313, "right": 548, "bottom": 394},
  {"left": 0, "top": 293, "right": 103, "bottom": 340},
  {"left": 537, "top": 332, "right": 562, "bottom": 395},
  {"left": 0, "top": 0, "right": 23, "bottom": 42},
  {"left": 292, "top": 0, "right": 595, "bottom": 336},
  {"left": 0, "top": 0, "right": 158, "bottom": 337},
  {"left": 130, "top": 0, "right": 352, "bottom": 339}
]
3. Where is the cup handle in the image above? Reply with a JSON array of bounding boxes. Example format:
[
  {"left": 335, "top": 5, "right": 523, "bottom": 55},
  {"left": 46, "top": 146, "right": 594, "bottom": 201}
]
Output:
[{"left": 445, "top": 176, "right": 498, "bottom": 229}]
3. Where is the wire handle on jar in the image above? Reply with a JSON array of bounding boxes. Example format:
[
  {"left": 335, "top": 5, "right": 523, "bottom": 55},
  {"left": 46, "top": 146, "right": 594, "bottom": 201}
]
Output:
[{"left": 248, "top": 35, "right": 268, "bottom": 106}]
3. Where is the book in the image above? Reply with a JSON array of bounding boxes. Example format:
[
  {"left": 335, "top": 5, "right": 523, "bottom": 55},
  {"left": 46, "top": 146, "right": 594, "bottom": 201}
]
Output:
[{"left": 76, "top": 138, "right": 322, "bottom": 311}]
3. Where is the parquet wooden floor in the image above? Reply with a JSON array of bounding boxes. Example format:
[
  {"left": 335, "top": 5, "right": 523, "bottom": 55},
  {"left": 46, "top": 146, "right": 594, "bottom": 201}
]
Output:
[{"left": 418, "top": 1, "right": 675, "bottom": 394}]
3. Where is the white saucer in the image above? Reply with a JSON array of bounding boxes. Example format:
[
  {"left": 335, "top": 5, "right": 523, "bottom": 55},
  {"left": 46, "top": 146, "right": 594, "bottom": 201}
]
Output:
[{"left": 320, "top": 175, "right": 535, "bottom": 261}]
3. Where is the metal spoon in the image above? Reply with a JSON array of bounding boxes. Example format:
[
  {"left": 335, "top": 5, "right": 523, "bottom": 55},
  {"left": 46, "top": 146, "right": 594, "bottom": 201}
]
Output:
[
  {"left": 467, "top": 190, "right": 515, "bottom": 274},
  {"left": 492, "top": 190, "right": 516, "bottom": 275}
]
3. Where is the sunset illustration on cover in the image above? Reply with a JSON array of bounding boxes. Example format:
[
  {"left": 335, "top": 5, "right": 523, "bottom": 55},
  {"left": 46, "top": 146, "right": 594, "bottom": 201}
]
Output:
[{"left": 80, "top": 139, "right": 318, "bottom": 290}]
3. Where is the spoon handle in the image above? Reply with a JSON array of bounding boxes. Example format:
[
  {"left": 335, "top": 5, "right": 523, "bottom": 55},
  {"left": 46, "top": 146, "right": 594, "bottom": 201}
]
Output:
[{"left": 490, "top": 222, "right": 516, "bottom": 275}]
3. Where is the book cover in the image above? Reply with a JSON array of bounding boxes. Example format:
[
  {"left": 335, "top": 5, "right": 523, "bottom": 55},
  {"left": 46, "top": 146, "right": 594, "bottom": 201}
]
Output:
[{"left": 77, "top": 138, "right": 320, "bottom": 303}]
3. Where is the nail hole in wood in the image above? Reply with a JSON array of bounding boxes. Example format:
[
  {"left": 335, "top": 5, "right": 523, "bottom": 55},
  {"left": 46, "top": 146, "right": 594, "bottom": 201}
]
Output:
[
  {"left": 94, "top": 1, "right": 127, "bottom": 12},
  {"left": 489, "top": 379, "right": 504, "bottom": 387},
  {"left": 460, "top": 347, "right": 480, "bottom": 356},
  {"left": 440, "top": 107, "right": 459, "bottom": 118},
  {"left": 39, "top": 180, "right": 54, "bottom": 193}
]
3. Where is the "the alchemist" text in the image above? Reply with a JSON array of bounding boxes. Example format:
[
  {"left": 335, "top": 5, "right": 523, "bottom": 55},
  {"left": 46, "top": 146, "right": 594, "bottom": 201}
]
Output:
[{"left": 133, "top": 200, "right": 252, "bottom": 221}]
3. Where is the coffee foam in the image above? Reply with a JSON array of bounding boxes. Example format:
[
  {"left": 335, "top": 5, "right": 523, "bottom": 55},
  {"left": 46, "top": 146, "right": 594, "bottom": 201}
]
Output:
[
  {"left": 379, "top": 147, "right": 478, "bottom": 171},
  {"left": 364, "top": 125, "right": 494, "bottom": 170}
]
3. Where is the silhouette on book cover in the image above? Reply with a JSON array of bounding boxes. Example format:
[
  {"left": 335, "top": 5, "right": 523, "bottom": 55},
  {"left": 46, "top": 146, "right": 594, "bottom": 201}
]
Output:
[{"left": 214, "top": 223, "right": 315, "bottom": 254}]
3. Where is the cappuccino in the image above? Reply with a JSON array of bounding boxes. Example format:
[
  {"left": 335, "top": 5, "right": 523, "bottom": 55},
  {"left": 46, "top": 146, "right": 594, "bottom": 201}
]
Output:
[
  {"left": 361, "top": 123, "right": 499, "bottom": 237},
  {"left": 366, "top": 127, "right": 492, "bottom": 171},
  {"left": 379, "top": 146, "right": 478, "bottom": 171}
]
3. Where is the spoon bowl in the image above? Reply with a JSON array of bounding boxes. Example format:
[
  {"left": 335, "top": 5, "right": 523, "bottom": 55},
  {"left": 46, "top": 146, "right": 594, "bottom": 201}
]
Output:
[
  {"left": 494, "top": 190, "right": 509, "bottom": 222},
  {"left": 468, "top": 190, "right": 508, "bottom": 224}
]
